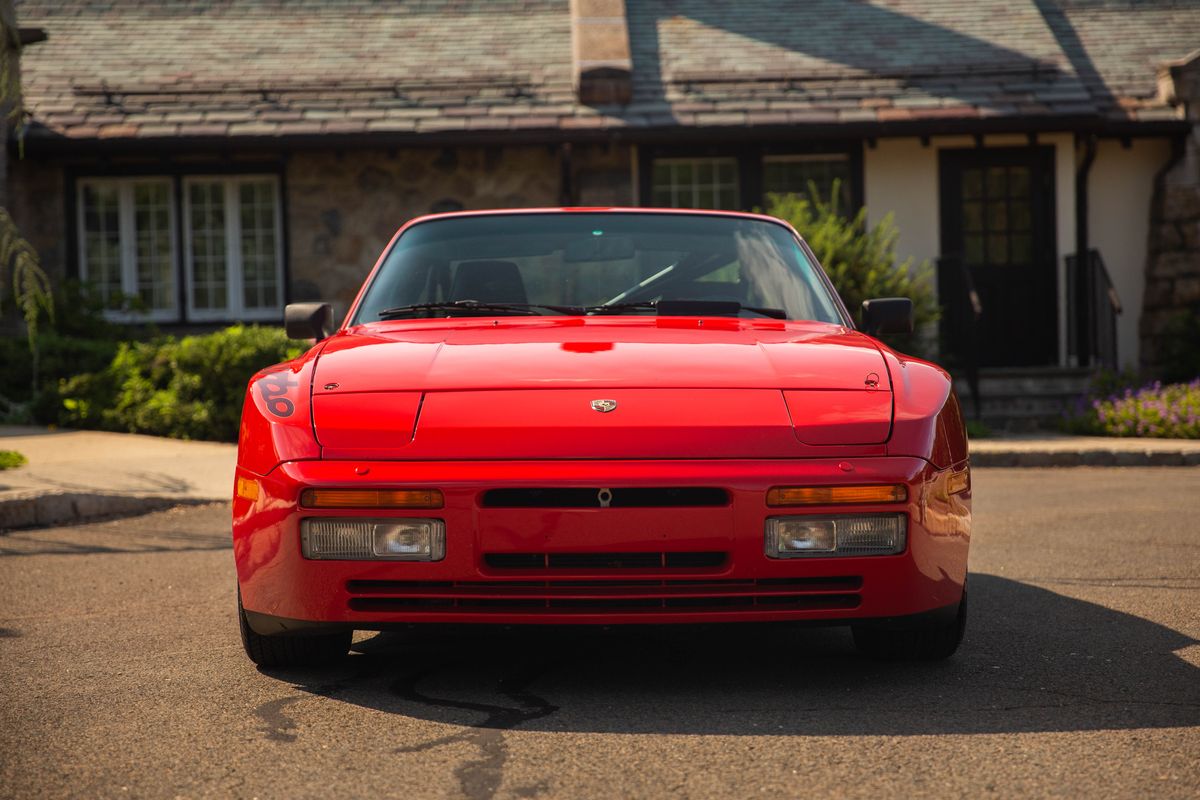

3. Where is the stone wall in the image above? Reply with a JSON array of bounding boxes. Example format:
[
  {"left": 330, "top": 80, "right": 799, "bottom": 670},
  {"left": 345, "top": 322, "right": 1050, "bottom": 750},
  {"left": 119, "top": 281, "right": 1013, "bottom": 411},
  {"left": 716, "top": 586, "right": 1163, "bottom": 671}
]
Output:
[
  {"left": 1141, "top": 54, "right": 1200, "bottom": 376},
  {"left": 1, "top": 141, "right": 634, "bottom": 323},
  {"left": 6, "top": 157, "right": 65, "bottom": 282},
  {"left": 286, "top": 143, "right": 632, "bottom": 316}
]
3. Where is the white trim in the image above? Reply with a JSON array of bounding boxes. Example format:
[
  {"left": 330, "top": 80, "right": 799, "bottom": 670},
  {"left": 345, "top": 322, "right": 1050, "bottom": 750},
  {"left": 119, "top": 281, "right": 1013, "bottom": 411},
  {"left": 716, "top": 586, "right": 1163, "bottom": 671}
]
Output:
[
  {"left": 182, "top": 174, "right": 285, "bottom": 323},
  {"left": 76, "top": 177, "right": 179, "bottom": 323}
]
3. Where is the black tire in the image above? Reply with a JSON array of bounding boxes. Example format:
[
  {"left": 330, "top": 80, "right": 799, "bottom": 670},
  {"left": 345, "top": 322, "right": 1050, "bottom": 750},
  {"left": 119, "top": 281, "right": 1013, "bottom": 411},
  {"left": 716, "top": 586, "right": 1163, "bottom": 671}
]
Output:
[
  {"left": 852, "top": 587, "right": 967, "bottom": 661},
  {"left": 238, "top": 591, "right": 352, "bottom": 669}
]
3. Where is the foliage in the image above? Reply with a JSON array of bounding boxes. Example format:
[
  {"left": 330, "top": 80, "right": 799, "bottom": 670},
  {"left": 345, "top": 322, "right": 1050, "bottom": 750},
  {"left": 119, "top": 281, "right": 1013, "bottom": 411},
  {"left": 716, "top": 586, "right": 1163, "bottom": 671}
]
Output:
[
  {"left": 0, "top": 331, "right": 124, "bottom": 423},
  {"left": 2, "top": 15, "right": 55, "bottom": 374},
  {"left": 0, "top": 449, "right": 26, "bottom": 470},
  {"left": 1157, "top": 306, "right": 1200, "bottom": 384},
  {"left": 0, "top": 207, "right": 53, "bottom": 351},
  {"left": 57, "top": 325, "right": 307, "bottom": 442},
  {"left": 1064, "top": 376, "right": 1200, "bottom": 439},
  {"left": 1, "top": 4, "right": 23, "bottom": 134},
  {"left": 764, "top": 183, "right": 939, "bottom": 355},
  {"left": 964, "top": 419, "right": 992, "bottom": 440}
]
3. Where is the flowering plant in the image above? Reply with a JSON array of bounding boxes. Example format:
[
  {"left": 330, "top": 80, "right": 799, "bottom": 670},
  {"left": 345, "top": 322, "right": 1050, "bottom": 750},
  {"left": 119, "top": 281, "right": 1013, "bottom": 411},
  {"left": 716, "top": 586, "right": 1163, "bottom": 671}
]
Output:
[{"left": 1065, "top": 377, "right": 1200, "bottom": 439}]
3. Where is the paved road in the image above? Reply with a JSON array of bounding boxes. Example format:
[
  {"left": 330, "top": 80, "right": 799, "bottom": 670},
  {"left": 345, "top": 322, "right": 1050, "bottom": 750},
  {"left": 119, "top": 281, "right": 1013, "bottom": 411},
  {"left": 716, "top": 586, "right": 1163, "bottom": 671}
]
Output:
[{"left": 2, "top": 468, "right": 1198, "bottom": 799}]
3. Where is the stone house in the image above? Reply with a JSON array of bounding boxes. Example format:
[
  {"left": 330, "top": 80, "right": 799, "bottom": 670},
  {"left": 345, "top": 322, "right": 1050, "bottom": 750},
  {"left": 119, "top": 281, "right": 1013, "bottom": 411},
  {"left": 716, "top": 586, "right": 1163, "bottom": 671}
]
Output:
[{"left": 6, "top": 1, "right": 1200, "bottom": 400}]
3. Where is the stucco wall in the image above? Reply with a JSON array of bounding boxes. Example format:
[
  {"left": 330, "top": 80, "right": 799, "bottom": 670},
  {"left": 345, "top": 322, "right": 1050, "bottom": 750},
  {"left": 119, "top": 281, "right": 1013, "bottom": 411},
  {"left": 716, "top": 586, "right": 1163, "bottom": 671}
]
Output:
[
  {"left": 864, "top": 133, "right": 1078, "bottom": 366},
  {"left": 1089, "top": 138, "right": 1172, "bottom": 371}
]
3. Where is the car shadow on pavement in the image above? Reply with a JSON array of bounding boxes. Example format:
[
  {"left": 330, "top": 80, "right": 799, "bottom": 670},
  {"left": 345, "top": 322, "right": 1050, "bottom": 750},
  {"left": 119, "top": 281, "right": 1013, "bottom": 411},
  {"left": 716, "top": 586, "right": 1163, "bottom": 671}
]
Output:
[{"left": 277, "top": 573, "right": 1199, "bottom": 737}]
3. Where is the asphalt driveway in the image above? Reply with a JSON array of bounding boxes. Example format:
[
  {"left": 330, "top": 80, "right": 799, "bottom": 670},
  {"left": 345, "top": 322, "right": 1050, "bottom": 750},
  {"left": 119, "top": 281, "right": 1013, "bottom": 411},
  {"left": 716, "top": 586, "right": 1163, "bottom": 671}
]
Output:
[{"left": 1, "top": 468, "right": 1197, "bottom": 799}]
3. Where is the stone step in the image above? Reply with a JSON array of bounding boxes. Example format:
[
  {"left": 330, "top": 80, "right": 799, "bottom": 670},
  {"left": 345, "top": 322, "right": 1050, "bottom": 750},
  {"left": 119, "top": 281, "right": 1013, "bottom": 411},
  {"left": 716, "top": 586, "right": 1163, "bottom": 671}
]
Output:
[{"left": 951, "top": 368, "right": 1097, "bottom": 431}]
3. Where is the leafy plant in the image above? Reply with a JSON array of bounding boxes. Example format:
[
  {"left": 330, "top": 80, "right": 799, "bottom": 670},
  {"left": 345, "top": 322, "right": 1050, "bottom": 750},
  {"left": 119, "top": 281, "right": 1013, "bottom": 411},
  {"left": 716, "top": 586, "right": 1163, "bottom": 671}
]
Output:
[
  {"left": 0, "top": 208, "right": 53, "bottom": 352},
  {"left": 1157, "top": 306, "right": 1200, "bottom": 384},
  {"left": 764, "top": 182, "right": 938, "bottom": 355},
  {"left": 1064, "top": 377, "right": 1200, "bottom": 439},
  {"left": 2, "top": 13, "right": 54, "bottom": 388},
  {"left": 58, "top": 325, "right": 307, "bottom": 442},
  {"left": 0, "top": 449, "right": 26, "bottom": 470}
]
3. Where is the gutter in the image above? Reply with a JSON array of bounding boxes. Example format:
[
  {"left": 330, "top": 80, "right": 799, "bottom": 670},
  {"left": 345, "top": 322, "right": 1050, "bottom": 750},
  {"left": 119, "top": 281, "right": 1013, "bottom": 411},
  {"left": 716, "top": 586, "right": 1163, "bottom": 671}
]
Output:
[
  {"left": 9, "top": 116, "right": 1192, "bottom": 159},
  {"left": 1073, "top": 134, "right": 1097, "bottom": 366}
]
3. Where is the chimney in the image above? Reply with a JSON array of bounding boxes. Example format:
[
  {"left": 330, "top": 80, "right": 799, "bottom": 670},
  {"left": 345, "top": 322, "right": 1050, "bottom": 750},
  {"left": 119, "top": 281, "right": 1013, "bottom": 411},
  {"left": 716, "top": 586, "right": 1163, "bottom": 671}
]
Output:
[{"left": 570, "top": 0, "right": 632, "bottom": 106}]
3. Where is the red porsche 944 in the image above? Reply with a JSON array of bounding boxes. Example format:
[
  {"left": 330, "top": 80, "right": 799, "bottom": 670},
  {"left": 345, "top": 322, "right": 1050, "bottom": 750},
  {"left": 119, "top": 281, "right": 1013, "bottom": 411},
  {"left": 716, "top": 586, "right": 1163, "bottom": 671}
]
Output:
[{"left": 233, "top": 209, "right": 971, "bottom": 668}]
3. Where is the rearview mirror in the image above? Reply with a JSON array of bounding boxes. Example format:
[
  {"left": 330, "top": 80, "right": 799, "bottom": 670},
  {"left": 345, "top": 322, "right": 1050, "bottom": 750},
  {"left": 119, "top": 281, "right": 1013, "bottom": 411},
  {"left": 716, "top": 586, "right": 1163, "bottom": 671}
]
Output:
[
  {"left": 285, "top": 302, "right": 334, "bottom": 341},
  {"left": 861, "top": 297, "right": 913, "bottom": 336},
  {"left": 564, "top": 234, "right": 636, "bottom": 263}
]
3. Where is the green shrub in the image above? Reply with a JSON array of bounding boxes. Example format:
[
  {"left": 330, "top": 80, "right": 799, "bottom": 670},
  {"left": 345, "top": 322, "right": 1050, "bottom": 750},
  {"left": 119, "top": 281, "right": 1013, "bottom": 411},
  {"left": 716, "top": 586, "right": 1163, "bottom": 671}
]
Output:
[
  {"left": 0, "top": 331, "right": 123, "bottom": 422},
  {"left": 58, "top": 325, "right": 307, "bottom": 442},
  {"left": 764, "top": 184, "right": 938, "bottom": 355},
  {"left": 1064, "top": 378, "right": 1200, "bottom": 439},
  {"left": 1158, "top": 306, "right": 1200, "bottom": 384},
  {"left": 0, "top": 450, "right": 27, "bottom": 470}
]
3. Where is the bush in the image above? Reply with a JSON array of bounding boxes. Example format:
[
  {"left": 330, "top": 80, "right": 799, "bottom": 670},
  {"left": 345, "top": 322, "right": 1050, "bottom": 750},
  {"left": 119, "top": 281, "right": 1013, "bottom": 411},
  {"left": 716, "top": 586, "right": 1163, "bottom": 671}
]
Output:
[
  {"left": 1064, "top": 377, "right": 1200, "bottom": 439},
  {"left": 0, "top": 450, "right": 27, "bottom": 470},
  {"left": 0, "top": 331, "right": 122, "bottom": 423},
  {"left": 1158, "top": 306, "right": 1200, "bottom": 384},
  {"left": 58, "top": 325, "right": 307, "bottom": 442},
  {"left": 765, "top": 184, "right": 938, "bottom": 355}
]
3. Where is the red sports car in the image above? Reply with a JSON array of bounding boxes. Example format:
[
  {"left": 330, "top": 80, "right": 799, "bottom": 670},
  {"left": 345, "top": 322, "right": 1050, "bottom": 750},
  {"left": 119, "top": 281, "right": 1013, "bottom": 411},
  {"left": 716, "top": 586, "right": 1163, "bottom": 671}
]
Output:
[{"left": 233, "top": 208, "right": 970, "bottom": 668}]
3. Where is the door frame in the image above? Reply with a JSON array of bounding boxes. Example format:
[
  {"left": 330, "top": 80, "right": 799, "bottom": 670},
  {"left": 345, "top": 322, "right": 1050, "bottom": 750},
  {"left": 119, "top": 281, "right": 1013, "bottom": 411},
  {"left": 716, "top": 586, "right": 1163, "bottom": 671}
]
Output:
[{"left": 937, "top": 145, "right": 1059, "bottom": 367}]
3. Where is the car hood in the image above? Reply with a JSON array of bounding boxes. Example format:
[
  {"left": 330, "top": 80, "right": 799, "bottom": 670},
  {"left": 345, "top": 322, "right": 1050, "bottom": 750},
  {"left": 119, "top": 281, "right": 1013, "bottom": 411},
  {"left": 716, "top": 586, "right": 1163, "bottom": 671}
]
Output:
[
  {"left": 310, "top": 318, "right": 893, "bottom": 459},
  {"left": 313, "top": 317, "right": 890, "bottom": 393}
]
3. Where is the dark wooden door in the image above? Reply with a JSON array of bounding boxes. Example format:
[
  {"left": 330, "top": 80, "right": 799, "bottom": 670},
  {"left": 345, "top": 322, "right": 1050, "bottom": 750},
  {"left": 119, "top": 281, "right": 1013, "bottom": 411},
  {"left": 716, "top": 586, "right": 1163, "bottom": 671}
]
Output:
[{"left": 939, "top": 148, "right": 1057, "bottom": 367}]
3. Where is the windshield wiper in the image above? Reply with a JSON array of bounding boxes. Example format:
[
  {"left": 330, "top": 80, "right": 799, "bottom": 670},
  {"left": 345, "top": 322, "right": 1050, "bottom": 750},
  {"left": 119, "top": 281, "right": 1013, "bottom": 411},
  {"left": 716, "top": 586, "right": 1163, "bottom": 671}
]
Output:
[
  {"left": 378, "top": 300, "right": 582, "bottom": 319},
  {"left": 586, "top": 300, "right": 788, "bottom": 320}
]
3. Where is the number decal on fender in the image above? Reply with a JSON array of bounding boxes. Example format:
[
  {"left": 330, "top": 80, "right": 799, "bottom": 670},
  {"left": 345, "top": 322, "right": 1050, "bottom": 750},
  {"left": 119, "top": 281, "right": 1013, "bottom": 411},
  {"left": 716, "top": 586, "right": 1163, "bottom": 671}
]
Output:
[{"left": 259, "top": 372, "right": 298, "bottom": 418}]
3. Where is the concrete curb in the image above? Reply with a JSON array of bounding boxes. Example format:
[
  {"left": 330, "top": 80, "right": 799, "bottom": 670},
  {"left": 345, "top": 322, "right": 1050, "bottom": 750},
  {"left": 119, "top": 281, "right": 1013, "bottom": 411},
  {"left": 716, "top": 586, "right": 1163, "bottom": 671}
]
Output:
[
  {"left": 0, "top": 490, "right": 215, "bottom": 532},
  {"left": 970, "top": 449, "right": 1200, "bottom": 467}
]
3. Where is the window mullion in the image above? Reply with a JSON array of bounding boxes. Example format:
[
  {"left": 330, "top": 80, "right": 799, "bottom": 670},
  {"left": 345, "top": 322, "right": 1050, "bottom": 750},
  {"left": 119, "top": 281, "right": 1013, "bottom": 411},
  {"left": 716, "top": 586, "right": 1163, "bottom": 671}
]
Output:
[
  {"left": 119, "top": 182, "right": 137, "bottom": 305},
  {"left": 225, "top": 179, "right": 242, "bottom": 319}
]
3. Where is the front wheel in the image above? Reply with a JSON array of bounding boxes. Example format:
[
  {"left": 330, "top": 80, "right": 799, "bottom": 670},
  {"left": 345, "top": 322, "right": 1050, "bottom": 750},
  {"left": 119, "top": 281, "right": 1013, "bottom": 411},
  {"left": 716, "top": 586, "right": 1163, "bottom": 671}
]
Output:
[
  {"left": 852, "top": 588, "right": 967, "bottom": 661},
  {"left": 238, "top": 590, "right": 352, "bottom": 668}
]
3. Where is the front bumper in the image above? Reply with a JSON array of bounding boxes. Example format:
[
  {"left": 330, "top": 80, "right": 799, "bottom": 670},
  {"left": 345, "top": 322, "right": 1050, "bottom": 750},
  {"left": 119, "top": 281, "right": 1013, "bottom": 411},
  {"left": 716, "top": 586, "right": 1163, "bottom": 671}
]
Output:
[{"left": 233, "top": 457, "right": 970, "bottom": 630}]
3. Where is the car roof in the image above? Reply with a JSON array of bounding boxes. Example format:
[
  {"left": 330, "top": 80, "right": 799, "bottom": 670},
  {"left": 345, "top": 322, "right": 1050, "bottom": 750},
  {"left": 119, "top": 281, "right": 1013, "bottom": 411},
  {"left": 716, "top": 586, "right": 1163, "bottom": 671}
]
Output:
[{"left": 397, "top": 206, "right": 796, "bottom": 232}]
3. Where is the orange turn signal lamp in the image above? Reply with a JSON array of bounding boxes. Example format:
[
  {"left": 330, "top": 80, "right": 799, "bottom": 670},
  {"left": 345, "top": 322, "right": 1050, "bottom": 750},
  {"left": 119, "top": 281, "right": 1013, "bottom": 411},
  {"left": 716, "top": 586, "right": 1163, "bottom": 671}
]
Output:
[
  {"left": 300, "top": 488, "right": 444, "bottom": 509},
  {"left": 235, "top": 476, "right": 260, "bottom": 502},
  {"left": 766, "top": 484, "right": 907, "bottom": 507}
]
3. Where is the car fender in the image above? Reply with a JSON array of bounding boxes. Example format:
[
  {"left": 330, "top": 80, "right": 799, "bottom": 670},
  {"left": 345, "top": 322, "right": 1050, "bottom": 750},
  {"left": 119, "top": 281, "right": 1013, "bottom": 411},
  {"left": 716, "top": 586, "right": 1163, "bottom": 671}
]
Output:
[
  {"left": 880, "top": 348, "right": 969, "bottom": 469},
  {"left": 237, "top": 345, "right": 323, "bottom": 476}
]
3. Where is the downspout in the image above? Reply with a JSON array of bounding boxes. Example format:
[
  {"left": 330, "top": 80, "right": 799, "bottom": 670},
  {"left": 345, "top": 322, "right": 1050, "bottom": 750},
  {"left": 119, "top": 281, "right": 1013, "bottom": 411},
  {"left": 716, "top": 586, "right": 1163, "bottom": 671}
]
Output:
[{"left": 1073, "top": 134, "right": 1097, "bottom": 367}]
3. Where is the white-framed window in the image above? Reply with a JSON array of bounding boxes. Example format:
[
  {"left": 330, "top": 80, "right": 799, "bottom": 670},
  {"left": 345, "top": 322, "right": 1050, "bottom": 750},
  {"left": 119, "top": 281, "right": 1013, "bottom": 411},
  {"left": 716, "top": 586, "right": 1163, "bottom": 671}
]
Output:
[
  {"left": 183, "top": 176, "right": 284, "bottom": 322},
  {"left": 763, "top": 154, "right": 853, "bottom": 209},
  {"left": 651, "top": 157, "right": 740, "bottom": 210},
  {"left": 76, "top": 173, "right": 284, "bottom": 323},
  {"left": 77, "top": 178, "right": 178, "bottom": 322}
]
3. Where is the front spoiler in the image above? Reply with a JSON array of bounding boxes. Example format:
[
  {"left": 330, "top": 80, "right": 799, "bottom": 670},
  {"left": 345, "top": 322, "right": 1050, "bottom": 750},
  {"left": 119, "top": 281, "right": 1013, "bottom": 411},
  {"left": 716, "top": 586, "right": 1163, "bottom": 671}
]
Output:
[{"left": 243, "top": 601, "right": 964, "bottom": 637}]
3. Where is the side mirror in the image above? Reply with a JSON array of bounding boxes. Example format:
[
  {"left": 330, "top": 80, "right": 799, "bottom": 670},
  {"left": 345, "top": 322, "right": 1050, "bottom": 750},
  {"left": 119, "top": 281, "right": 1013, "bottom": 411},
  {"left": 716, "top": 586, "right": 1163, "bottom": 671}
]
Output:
[
  {"left": 861, "top": 297, "right": 913, "bottom": 336},
  {"left": 285, "top": 302, "right": 334, "bottom": 341}
]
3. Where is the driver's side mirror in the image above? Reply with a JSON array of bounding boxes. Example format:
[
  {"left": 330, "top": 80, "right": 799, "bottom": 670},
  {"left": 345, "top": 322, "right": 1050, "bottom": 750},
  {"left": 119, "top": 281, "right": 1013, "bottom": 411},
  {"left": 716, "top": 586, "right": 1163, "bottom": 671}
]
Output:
[
  {"left": 861, "top": 297, "right": 913, "bottom": 336},
  {"left": 285, "top": 302, "right": 334, "bottom": 341}
]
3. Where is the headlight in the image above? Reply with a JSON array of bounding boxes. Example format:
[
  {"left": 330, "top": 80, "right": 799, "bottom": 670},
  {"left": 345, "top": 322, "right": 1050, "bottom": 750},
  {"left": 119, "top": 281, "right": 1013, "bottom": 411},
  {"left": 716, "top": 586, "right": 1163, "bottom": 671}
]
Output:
[
  {"left": 765, "top": 514, "right": 905, "bottom": 558},
  {"left": 301, "top": 518, "right": 446, "bottom": 561}
]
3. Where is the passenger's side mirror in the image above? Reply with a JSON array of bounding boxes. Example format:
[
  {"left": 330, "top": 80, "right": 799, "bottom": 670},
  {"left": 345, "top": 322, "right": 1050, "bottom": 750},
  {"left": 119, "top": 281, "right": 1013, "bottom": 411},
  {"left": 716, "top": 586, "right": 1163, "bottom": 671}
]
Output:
[
  {"left": 285, "top": 302, "right": 334, "bottom": 341},
  {"left": 861, "top": 297, "right": 913, "bottom": 336}
]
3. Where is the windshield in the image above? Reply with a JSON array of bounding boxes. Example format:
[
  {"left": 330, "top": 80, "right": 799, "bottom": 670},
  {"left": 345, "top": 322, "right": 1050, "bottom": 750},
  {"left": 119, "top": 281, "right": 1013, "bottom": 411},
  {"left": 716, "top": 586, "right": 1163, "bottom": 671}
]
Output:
[{"left": 351, "top": 213, "right": 846, "bottom": 324}]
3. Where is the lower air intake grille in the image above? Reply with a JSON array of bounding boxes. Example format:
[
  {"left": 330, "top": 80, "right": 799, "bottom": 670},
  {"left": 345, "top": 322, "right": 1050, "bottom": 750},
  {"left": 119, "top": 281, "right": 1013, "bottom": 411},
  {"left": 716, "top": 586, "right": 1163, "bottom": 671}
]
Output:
[
  {"left": 483, "top": 551, "right": 728, "bottom": 570},
  {"left": 345, "top": 576, "right": 863, "bottom": 615}
]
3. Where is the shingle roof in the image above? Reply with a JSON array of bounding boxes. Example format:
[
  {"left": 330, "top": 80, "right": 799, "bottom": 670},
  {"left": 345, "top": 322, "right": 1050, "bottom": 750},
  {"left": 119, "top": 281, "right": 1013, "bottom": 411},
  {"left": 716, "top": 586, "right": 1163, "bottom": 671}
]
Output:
[{"left": 12, "top": 0, "right": 1200, "bottom": 147}]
